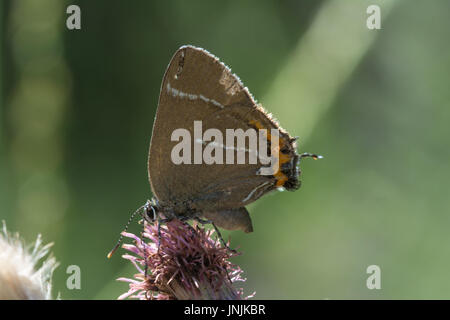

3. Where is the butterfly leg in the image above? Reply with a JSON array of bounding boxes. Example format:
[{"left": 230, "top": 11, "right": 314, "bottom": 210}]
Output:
[
  {"left": 177, "top": 216, "right": 199, "bottom": 238},
  {"left": 194, "top": 217, "right": 237, "bottom": 253},
  {"left": 156, "top": 217, "right": 176, "bottom": 254}
]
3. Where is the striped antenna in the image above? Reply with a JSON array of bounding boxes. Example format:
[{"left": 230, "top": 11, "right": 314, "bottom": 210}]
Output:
[{"left": 107, "top": 203, "right": 147, "bottom": 259}]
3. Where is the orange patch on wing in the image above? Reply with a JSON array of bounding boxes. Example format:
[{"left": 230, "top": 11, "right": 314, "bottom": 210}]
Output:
[{"left": 249, "top": 120, "right": 292, "bottom": 187}]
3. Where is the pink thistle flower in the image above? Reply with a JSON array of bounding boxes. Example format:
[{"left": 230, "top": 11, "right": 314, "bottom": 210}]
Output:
[{"left": 117, "top": 219, "right": 253, "bottom": 300}]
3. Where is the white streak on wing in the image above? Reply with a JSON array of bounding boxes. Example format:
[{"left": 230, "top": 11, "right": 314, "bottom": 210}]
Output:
[
  {"left": 199, "top": 94, "right": 223, "bottom": 109},
  {"left": 195, "top": 139, "right": 261, "bottom": 160},
  {"left": 166, "top": 82, "right": 224, "bottom": 108},
  {"left": 242, "top": 181, "right": 270, "bottom": 203}
]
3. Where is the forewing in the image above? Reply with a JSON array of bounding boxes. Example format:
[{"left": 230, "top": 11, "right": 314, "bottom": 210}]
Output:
[{"left": 148, "top": 46, "right": 293, "bottom": 210}]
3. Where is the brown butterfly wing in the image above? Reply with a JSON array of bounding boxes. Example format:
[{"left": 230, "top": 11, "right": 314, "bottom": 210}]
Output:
[{"left": 148, "top": 46, "right": 297, "bottom": 214}]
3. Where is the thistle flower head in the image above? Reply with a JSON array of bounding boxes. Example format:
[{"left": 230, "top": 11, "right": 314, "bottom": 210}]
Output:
[
  {"left": 117, "top": 219, "right": 252, "bottom": 300},
  {"left": 0, "top": 221, "right": 59, "bottom": 300}
]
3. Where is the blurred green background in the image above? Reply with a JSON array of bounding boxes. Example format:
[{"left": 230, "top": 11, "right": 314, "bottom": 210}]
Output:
[{"left": 2, "top": 0, "right": 450, "bottom": 299}]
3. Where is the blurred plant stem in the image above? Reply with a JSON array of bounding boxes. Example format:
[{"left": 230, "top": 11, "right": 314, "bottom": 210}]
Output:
[
  {"left": 263, "top": 0, "right": 399, "bottom": 142},
  {"left": 6, "top": 0, "right": 71, "bottom": 239}
]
